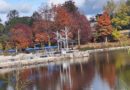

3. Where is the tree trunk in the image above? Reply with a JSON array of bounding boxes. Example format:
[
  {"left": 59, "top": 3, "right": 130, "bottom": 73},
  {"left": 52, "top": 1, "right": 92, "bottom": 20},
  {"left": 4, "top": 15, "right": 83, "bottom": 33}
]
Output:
[
  {"left": 41, "top": 42, "right": 44, "bottom": 51},
  {"left": 78, "top": 29, "right": 81, "bottom": 49},
  {"left": 16, "top": 46, "right": 18, "bottom": 54},
  {"left": 105, "top": 36, "right": 108, "bottom": 47},
  {"left": 105, "top": 36, "right": 108, "bottom": 43},
  {"left": 48, "top": 35, "right": 51, "bottom": 47}
]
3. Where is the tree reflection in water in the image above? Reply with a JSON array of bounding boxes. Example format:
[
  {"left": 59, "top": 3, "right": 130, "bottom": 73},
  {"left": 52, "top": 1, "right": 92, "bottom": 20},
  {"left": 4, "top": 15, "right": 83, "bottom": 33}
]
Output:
[
  {"left": 0, "top": 50, "right": 130, "bottom": 90},
  {"left": 8, "top": 68, "right": 33, "bottom": 90},
  {"left": 117, "top": 66, "right": 130, "bottom": 90},
  {"left": 59, "top": 60, "right": 95, "bottom": 90},
  {"left": 99, "top": 52, "right": 116, "bottom": 89}
]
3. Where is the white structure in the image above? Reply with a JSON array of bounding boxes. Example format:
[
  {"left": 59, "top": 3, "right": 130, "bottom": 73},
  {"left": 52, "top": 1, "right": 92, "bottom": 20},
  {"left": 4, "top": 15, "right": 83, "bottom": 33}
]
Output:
[{"left": 55, "top": 27, "right": 69, "bottom": 52}]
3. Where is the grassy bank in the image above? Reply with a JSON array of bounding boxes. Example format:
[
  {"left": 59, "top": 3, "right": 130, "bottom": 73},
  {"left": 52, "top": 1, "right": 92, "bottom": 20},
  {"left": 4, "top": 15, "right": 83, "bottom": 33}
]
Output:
[{"left": 78, "top": 40, "right": 130, "bottom": 51}]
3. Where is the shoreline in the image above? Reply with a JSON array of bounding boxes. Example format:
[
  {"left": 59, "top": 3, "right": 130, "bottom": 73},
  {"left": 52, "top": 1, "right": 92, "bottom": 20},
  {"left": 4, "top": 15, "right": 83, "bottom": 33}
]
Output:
[
  {"left": 0, "top": 57, "right": 89, "bottom": 74},
  {"left": 0, "top": 51, "right": 89, "bottom": 68},
  {"left": 0, "top": 46, "right": 130, "bottom": 69},
  {"left": 87, "top": 46, "right": 130, "bottom": 53}
]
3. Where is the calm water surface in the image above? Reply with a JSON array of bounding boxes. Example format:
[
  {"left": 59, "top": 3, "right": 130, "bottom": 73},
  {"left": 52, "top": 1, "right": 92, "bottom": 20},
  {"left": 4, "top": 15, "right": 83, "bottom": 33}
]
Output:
[{"left": 0, "top": 50, "right": 130, "bottom": 90}]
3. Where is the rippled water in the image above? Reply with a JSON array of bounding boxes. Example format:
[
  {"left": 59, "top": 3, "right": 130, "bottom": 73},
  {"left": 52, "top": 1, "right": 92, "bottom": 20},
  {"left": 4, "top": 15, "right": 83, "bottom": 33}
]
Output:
[{"left": 0, "top": 50, "right": 130, "bottom": 90}]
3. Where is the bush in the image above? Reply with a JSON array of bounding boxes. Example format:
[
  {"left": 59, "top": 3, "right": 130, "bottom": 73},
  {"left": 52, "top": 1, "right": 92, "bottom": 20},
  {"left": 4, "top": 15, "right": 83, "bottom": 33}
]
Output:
[{"left": 112, "top": 28, "right": 121, "bottom": 41}]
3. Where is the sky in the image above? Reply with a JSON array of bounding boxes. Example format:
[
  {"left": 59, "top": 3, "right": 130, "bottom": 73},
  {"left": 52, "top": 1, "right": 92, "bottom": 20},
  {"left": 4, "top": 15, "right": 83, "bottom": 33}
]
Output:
[{"left": 0, "top": 0, "right": 120, "bottom": 23}]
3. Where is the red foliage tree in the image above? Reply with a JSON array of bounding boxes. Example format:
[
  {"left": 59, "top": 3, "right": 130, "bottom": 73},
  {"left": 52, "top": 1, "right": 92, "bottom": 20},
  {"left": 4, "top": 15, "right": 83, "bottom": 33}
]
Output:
[
  {"left": 32, "top": 20, "right": 47, "bottom": 33},
  {"left": 72, "top": 13, "right": 92, "bottom": 43},
  {"left": 10, "top": 24, "right": 32, "bottom": 49},
  {"left": 56, "top": 1, "right": 92, "bottom": 43},
  {"left": 54, "top": 5, "right": 73, "bottom": 30},
  {"left": 97, "top": 11, "right": 113, "bottom": 42},
  {"left": 32, "top": 1, "right": 92, "bottom": 45},
  {"left": 35, "top": 32, "right": 48, "bottom": 43},
  {"left": 54, "top": 4, "right": 91, "bottom": 44},
  {"left": 32, "top": 20, "right": 53, "bottom": 45}
]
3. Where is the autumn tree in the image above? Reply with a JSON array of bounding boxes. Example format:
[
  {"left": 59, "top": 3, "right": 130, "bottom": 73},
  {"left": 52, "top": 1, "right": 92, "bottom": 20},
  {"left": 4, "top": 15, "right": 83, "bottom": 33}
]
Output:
[
  {"left": 10, "top": 24, "right": 32, "bottom": 50},
  {"left": 32, "top": 18, "right": 58, "bottom": 48},
  {"left": 112, "top": 28, "right": 121, "bottom": 41},
  {"left": 54, "top": 6, "right": 73, "bottom": 30},
  {"left": 32, "top": 1, "right": 92, "bottom": 47},
  {"left": 63, "top": 1, "right": 91, "bottom": 43},
  {"left": 35, "top": 32, "right": 48, "bottom": 48},
  {"left": 97, "top": 11, "right": 113, "bottom": 42},
  {"left": 54, "top": 1, "right": 92, "bottom": 44},
  {"left": 38, "top": 4, "right": 55, "bottom": 46},
  {"left": 32, "top": 20, "right": 49, "bottom": 46},
  {"left": 71, "top": 13, "right": 92, "bottom": 44},
  {"left": 112, "top": 1, "right": 130, "bottom": 29}
]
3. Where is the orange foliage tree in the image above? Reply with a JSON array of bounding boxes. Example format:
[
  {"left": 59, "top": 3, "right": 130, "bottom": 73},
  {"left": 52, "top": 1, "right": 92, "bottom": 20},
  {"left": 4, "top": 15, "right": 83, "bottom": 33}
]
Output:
[
  {"left": 35, "top": 32, "right": 48, "bottom": 46},
  {"left": 54, "top": 6, "right": 73, "bottom": 30},
  {"left": 10, "top": 24, "right": 32, "bottom": 49},
  {"left": 97, "top": 11, "right": 113, "bottom": 42},
  {"left": 54, "top": 1, "right": 91, "bottom": 43},
  {"left": 32, "top": 20, "right": 53, "bottom": 46},
  {"left": 31, "top": 1, "right": 92, "bottom": 46}
]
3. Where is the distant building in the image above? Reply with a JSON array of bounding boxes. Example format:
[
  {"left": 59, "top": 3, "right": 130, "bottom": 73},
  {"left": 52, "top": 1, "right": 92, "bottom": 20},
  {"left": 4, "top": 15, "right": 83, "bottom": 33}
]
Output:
[{"left": 119, "top": 30, "right": 130, "bottom": 37}]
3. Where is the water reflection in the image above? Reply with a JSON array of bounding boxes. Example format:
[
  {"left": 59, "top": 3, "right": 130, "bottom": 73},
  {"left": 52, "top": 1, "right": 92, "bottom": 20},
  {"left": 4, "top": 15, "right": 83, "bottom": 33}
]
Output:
[
  {"left": 99, "top": 53, "right": 116, "bottom": 89},
  {"left": 60, "top": 62, "right": 95, "bottom": 90},
  {"left": 0, "top": 50, "right": 130, "bottom": 90}
]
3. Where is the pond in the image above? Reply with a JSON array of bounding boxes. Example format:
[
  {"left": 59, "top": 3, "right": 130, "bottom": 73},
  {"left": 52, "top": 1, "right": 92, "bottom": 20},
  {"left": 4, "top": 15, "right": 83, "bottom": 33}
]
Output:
[{"left": 0, "top": 50, "right": 130, "bottom": 90}]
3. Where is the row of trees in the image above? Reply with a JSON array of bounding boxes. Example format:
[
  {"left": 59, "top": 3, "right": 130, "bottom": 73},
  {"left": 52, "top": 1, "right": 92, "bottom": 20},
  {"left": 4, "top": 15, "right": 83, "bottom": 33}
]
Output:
[
  {"left": 1, "top": 0, "right": 129, "bottom": 51},
  {"left": 104, "top": 0, "right": 130, "bottom": 30},
  {"left": 93, "top": 0, "right": 130, "bottom": 43},
  {"left": 0, "top": 1, "right": 91, "bottom": 51}
]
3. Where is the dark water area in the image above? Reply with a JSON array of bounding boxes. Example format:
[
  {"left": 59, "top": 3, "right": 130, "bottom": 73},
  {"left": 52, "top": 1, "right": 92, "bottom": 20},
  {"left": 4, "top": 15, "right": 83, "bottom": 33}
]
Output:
[{"left": 0, "top": 50, "right": 130, "bottom": 90}]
